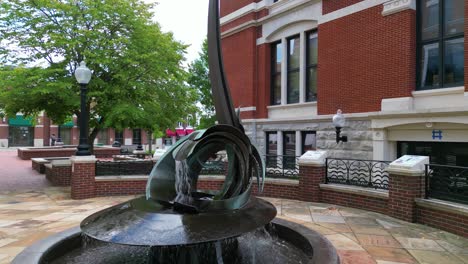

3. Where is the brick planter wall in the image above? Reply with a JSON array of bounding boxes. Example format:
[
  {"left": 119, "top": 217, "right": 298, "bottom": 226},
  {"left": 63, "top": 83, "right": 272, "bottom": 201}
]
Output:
[
  {"left": 388, "top": 174, "right": 425, "bottom": 222},
  {"left": 45, "top": 165, "right": 72, "bottom": 186},
  {"left": 18, "top": 147, "right": 120, "bottom": 160},
  {"left": 321, "top": 189, "right": 388, "bottom": 215},
  {"left": 32, "top": 161, "right": 43, "bottom": 173},
  {"left": 95, "top": 179, "right": 147, "bottom": 196},
  {"left": 71, "top": 157, "right": 96, "bottom": 200},
  {"left": 299, "top": 165, "right": 325, "bottom": 202},
  {"left": 416, "top": 206, "right": 468, "bottom": 238}
]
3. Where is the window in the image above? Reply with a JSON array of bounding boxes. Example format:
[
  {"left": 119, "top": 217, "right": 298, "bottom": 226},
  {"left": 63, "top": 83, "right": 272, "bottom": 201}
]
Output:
[
  {"left": 132, "top": 129, "right": 142, "bottom": 145},
  {"left": 306, "top": 32, "right": 318, "bottom": 102},
  {"left": 97, "top": 130, "right": 109, "bottom": 145},
  {"left": 418, "top": 0, "right": 464, "bottom": 90},
  {"left": 301, "top": 131, "right": 317, "bottom": 154},
  {"left": 115, "top": 131, "right": 123, "bottom": 144},
  {"left": 266, "top": 132, "right": 278, "bottom": 167},
  {"left": 283, "top": 132, "right": 296, "bottom": 169},
  {"left": 287, "top": 36, "right": 300, "bottom": 104},
  {"left": 271, "top": 42, "right": 282, "bottom": 105}
]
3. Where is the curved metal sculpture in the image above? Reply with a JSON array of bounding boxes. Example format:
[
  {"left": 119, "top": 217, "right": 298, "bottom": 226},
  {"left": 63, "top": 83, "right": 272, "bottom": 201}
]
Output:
[{"left": 146, "top": 0, "right": 265, "bottom": 213}]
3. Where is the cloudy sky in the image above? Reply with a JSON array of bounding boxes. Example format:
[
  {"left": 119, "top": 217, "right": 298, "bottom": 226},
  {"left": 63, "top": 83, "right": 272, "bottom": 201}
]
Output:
[{"left": 149, "top": 0, "right": 210, "bottom": 65}]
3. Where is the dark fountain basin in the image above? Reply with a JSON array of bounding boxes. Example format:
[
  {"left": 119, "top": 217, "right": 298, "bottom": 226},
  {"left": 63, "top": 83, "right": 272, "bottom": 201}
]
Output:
[{"left": 12, "top": 198, "right": 340, "bottom": 264}]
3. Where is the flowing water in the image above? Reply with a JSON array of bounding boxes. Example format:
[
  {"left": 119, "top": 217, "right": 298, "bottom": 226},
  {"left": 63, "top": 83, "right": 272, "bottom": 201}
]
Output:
[
  {"left": 51, "top": 227, "right": 310, "bottom": 264},
  {"left": 174, "top": 160, "right": 194, "bottom": 206}
]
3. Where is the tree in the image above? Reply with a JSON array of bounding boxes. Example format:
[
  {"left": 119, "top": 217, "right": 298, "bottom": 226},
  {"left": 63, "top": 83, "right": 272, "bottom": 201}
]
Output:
[
  {"left": 187, "top": 39, "right": 216, "bottom": 129},
  {"left": 0, "top": 0, "right": 196, "bottom": 151}
]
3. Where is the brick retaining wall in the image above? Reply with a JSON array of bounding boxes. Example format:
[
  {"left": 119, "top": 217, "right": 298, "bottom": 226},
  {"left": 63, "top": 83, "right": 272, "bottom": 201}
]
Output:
[
  {"left": 45, "top": 165, "right": 71, "bottom": 186},
  {"left": 321, "top": 189, "right": 388, "bottom": 215},
  {"left": 19, "top": 147, "right": 120, "bottom": 160},
  {"left": 416, "top": 203, "right": 468, "bottom": 238}
]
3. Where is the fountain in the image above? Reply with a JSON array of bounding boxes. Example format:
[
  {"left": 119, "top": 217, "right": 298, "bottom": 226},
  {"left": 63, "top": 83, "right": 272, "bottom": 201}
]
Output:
[{"left": 12, "top": 1, "right": 339, "bottom": 263}]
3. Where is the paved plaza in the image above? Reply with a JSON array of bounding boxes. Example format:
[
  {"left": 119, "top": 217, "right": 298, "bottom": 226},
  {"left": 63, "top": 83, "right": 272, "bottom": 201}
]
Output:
[
  {"left": 0, "top": 150, "right": 50, "bottom": 192},
  {"left": 0, "top": 151, "right": 467, "bottom": 263},
  {"left": 0, "top": 187, "right": 466, "bottom": 263}
]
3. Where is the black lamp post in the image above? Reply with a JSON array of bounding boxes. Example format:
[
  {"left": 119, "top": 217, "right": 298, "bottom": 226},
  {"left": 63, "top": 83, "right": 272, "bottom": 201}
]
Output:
[
  {"left": 332, "top": 109, "right": 348, "bottom": 143},
  {"left": 74, "top": 61, "right": 92, "bottom": 156}
]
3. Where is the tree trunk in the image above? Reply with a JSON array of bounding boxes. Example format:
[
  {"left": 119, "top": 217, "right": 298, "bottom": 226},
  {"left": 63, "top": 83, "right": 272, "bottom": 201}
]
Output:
[
  {"left": 147, "top": 131, "right": 152, "bottom": 154},
  {"left": 88, "top": 127, "right": 100, "bottom": 155}
]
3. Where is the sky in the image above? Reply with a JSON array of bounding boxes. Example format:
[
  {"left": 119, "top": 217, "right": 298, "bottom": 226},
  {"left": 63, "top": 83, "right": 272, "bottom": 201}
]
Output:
[{"left": 148, "top": 0, "right": 210, "bottom": 65}]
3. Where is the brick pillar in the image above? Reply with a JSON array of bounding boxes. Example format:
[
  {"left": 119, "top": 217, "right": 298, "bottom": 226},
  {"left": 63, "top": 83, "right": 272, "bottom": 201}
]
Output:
[
  {"left": 298, "top": 151, "right": 328, "bottom": 202},
  {"left": 71, "top": 156, "right": 97, "bottom": 199},
  {"left": 387, "top": 155, "right": 429, "bottom": 222}
]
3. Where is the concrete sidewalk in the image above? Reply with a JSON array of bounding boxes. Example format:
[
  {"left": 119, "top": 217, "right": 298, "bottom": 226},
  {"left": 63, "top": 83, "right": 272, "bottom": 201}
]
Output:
[{"left": 0, "top": 150, "right": 51, "bottom": 192}]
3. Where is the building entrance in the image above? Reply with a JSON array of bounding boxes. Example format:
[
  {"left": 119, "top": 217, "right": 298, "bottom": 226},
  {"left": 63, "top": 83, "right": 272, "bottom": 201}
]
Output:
[
  {"left": 398, "top": 141, "right": 468, "bottom": 167},
  {"left": 9, "top": 126, "right": 34, "bottom": 147}
]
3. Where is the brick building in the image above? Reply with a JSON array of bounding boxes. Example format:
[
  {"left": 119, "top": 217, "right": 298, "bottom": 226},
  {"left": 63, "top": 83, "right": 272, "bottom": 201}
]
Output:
[
  {"left": 0, "top": 113, "right": 149, "bottom": 148},
  {"left": 220, "top": 0, "right": 468, "bottom": 166}
]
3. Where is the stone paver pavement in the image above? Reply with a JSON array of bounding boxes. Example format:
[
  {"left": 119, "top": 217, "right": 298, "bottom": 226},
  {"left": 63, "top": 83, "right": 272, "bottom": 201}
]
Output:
[
  {"left": 0, "top": 150, "right": 50, "bottom": 192},
  {"left": 0, "top": 188, "right": 466, "bottom": 263}
]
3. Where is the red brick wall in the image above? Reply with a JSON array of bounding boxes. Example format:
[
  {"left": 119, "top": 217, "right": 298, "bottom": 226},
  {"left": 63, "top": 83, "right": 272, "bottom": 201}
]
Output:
[
  {"left": 222, "top": 28, "right": 257, "bottom": 110},
  {"left": 221, "top": 13, "right": 256, "bottom": 32},
  {"left": 71, "top": 162, "right": 96, "bottom": 199},
  {"left": 32, "top": 161, "right": 46, "bottom": 174},
  {"left": 220, "top": 0, "right": 260, "bottom": 17},
  {"left": 321, "top": 189, "right": 388, "bottom": 215},
  {"left": 299, "top": 166, "right": 325, "bottom": 202},
  {"left": 197, "top": 179, "right": 300, "bottom": 200},
  {"left": 323, "top": 0, "right": 364, "bottom": 15},
  {"left": 95, "top": 180, "right": 147, "bottom": 196},
  {"left": 17, "top": 147, "right": 120, "bottom": 160},
  {"left": 317, "top": 7, "right": 416, "bottom": 115},
  {"left": 255, "top": 43, "right": 271, "bottom": 119},
  {"left": 388, "top": 174, "right": 425, "bottom": 222},
  {"left": 417, "top": 206, "right": 468, "bottom": 238},
  {"left": 45, "top": 165, "right": 72, "bottom": 186},
  {"left": 0, "top": 126, "right": 8, "bottom": 141}
]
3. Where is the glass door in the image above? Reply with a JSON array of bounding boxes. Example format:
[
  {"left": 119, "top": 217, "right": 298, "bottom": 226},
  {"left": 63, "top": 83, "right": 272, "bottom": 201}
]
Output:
[{"left": 9, "top": 126, "right": 34, "bottom": 147}]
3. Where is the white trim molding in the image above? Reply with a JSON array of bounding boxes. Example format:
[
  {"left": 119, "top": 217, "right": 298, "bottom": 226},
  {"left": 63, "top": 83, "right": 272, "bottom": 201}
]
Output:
[
  {"left": 319, "top": 0, "right": 387, "bottom": 25},
  {"left": 239, "top": 106, "right": 257, "bottom": 112},
  {"left": 220, "top": 1, "right": 267, "bottom": 25},
  {"left": 382, "top": 0, "right": 416, "bottom": 16}
]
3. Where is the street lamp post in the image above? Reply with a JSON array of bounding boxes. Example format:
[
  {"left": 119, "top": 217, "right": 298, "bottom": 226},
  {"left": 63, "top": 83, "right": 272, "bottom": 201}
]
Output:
[{"left": 74, "top": 61, "right": 92, "bottom": 156}]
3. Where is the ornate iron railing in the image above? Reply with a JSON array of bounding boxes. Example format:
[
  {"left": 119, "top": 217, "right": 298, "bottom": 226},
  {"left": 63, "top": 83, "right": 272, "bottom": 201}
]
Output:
[
  {"left": 95, "top": 160, "right": 154, "bottom": 176},
  {"left": 326, "top": 158, "right": 391, "bottom": 190},
  {"left": 425, "top": 164, "right": 468, "bottom": 205},
  {"left": 264, "top": 155, "right": 299, "bottom": 179},
  {"left": 200, "top": 160, "right": 227, "bottom": 175}
]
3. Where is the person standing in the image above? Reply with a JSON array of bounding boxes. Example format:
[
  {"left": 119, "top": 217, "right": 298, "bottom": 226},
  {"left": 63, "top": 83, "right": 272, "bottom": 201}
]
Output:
[{"left": 51, "top": 134, "right": 56, "bottom": 146}]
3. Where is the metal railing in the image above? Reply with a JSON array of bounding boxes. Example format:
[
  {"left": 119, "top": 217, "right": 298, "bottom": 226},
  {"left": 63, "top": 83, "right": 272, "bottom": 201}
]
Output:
[
  {"left": 425, "top": 164, "right": 468, "bottom": 205},
  {"left": 200, "top": 160, "right": 227, "bottom": 175},
  {"left": 95, "top": 160, "right": 154, "bottom": 176},
  {"left": 264, "top": 155, "right": 299, "bottom": 179},
  {"left": 326, "top": 158, "right": 391, "bottom": 190}
]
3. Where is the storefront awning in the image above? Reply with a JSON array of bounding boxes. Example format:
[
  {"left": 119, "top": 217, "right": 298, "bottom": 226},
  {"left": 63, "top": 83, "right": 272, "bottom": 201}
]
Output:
[
  {"left": 166, "top": 129, "right": 176, "bottom": 137},
  {"left": 61, "top": 120, "right": 75, "bottom": 128},
  {"left": 8, "top": 115, "right": 33, "bottom": 127}
]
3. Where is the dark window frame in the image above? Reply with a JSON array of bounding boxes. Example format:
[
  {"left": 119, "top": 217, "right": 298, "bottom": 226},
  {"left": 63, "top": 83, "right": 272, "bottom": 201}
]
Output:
[
  {"left": 417, "top": 0, "right": 464, "bottom": 90},
  {"left": 301, "top": 131, "right": 317, "bottom": 154},
  {"left": 287, "top": 35, "right": 301, "bottom": 104},
  {"left": 115, "top": 131, "right": 123, "bottom": 144},
  {"left": 265, "top": 131, "right": 278, "bottom": 155},
  {"left": 132, "top": 129, "right": 142, "bottom": 145},
  {"left": 270, "top": 41, "right": 282, "bottom": 105},
  {"left": 306, "top": 31, "right": 318, "bottom": 102}
]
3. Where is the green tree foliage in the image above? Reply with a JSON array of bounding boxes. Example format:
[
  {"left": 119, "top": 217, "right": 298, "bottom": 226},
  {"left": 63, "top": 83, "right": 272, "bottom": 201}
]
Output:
[
  {"left": 0, "top": 0, "right": 196, "bottom": 149},
  {"left": 187, "top": 39, "right": 215, "bottom": 129}
]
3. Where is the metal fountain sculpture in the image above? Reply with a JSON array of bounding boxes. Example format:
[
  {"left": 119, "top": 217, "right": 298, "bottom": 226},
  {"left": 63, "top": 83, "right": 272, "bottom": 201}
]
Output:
[
  {"left": 12, "top": 1, "right": 340, "bottom": 263},
  {"left": 79, "top": 0, "right": 276, "bottom": 262}
]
